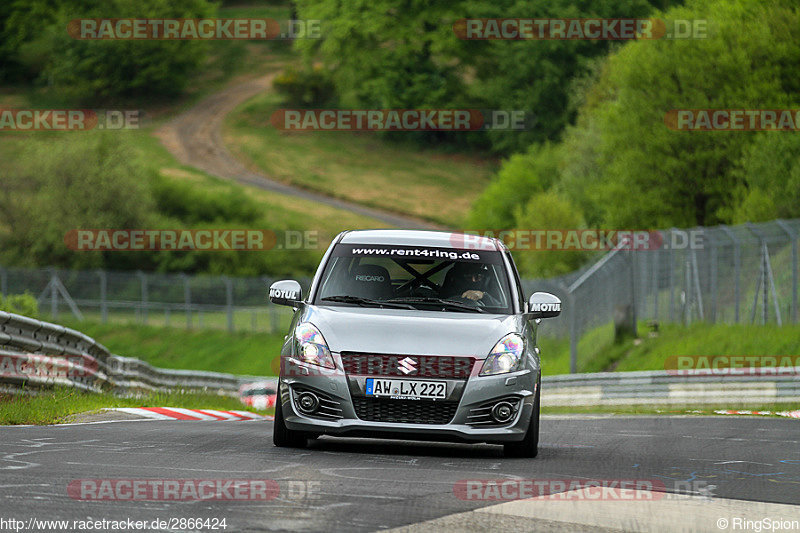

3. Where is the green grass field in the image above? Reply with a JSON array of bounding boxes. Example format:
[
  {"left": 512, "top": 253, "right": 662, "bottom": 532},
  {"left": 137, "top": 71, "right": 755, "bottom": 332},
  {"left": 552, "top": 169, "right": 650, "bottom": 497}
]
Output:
[
  {"left": 62, "top": 318, "right": 800, "bottom": 379},
  {"left": 539, "top": 321, "right": 800, "bottom": 375},
  {"left": 62, "top": 319, "right": 284, "bottom": 376},
  {"left": 225, "top": 91, "right": 496, "bottom": 227},
  {"left": 0, "top": 388, "right": 266, "bottom": 425}
]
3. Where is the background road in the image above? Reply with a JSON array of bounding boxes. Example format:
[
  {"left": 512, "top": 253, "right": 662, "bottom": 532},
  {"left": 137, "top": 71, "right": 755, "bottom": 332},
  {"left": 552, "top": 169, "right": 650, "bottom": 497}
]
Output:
[
  {"left": 1, "top": 416, "right": 798, "bottom": 532},
  {"left": 156, "top": 75, "right": 442, "bottom": 230}
]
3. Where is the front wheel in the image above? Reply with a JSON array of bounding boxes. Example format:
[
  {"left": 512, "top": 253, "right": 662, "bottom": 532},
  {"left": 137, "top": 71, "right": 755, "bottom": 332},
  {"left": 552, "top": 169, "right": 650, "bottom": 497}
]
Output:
[
  {"left": 273, "top": 384, "right": 308, "bottom": 448},
  {"left": 503, "top": 383, "right": 540, "bottom": 458}
]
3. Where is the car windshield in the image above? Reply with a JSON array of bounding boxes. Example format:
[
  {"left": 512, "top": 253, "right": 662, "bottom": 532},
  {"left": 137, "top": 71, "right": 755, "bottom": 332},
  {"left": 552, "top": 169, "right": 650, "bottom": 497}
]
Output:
[{"left": 315, "top": 243, "right": 514, "bottom": 313}]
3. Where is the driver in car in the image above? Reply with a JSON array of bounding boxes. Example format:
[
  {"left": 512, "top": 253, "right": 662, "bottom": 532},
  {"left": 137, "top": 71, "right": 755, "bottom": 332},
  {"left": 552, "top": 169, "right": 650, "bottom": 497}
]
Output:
[{"left": 443, "top": 262, "right": 493, "bottom": 302}]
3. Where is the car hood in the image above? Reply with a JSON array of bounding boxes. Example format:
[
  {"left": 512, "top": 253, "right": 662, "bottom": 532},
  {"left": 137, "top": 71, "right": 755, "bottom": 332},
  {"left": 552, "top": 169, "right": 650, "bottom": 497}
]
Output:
[{"left": 302, "top": 305, "right": 520, "bottom": 357}]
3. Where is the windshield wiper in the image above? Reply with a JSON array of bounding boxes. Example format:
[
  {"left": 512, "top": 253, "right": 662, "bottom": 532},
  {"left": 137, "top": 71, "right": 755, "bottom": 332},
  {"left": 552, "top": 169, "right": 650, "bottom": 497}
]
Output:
[
  {"left": 320, "top": 295, "right": 414, "bottom": 310},
  {"left": 385, "top": 297, "right": 487, "bottom": 313}
]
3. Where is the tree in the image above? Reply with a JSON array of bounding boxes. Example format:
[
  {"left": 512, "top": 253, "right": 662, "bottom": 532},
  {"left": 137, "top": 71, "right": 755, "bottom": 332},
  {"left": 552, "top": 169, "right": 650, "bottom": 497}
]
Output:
[
  {"left": 293, "top": 0, "right": 680, "bottom": 154},
  {"left": 576, "top": 0, "right": 800, "bottom": 227},
  {"left": 10, "top": 0, "right": 214, "bottom": 102},
  {"left": 466, "top": 142, "right": 562, "bottom": 230},
  {"left": 489, "top": 0, "right": 800, "bottom": 233},
  {"left": 511, "top": 191, "right": 589, "bottom": 277},
  {"left": 730, "top": 133, "right": 800, "bottom": 223}
]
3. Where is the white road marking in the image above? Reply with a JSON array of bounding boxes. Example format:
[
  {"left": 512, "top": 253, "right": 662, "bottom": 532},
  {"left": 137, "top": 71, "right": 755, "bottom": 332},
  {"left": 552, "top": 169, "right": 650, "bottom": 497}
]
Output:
[{"left": 474, "top": 490, "right": 800, "bottom": 532}]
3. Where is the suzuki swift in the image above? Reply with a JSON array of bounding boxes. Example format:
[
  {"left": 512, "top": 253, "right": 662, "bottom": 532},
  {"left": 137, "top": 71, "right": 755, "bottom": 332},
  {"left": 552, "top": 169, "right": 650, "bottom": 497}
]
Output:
[{"left": 268, "top": 229, "right": 561, "bottom": 457}]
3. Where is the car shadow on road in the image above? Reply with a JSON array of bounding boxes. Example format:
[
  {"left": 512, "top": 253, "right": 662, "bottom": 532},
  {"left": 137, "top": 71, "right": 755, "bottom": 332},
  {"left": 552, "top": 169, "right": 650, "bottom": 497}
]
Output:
[{"left": 305, "top": 437, "right": 510, "bottom": 458}]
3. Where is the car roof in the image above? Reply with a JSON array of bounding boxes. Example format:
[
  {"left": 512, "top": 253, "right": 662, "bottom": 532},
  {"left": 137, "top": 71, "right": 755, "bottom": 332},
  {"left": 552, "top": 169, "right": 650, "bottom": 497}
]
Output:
[{"left": 339, "top": 229, "right": 500, "bottom": 250}]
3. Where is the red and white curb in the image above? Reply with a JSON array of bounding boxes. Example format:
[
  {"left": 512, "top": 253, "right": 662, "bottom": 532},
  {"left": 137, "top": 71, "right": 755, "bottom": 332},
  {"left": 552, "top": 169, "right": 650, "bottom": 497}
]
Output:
[
  {"left": 714, "top": 409, "right": 800, "bottom": 419},
  {"left": 107, "top": 408, "right": 274, "bottom": 421}
]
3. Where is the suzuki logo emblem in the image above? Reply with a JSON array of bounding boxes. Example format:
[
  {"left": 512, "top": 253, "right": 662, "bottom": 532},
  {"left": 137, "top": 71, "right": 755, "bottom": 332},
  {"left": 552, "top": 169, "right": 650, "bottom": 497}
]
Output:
[{"left": 398, "top": 357, "right": 417, "bottom": 375}]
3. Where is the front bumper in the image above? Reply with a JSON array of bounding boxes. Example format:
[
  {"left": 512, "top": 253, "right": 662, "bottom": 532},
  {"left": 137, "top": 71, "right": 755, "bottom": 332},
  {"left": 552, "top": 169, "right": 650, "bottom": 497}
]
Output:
[{"left": 279, "top": 357, "right": 537, "bottom": 444}]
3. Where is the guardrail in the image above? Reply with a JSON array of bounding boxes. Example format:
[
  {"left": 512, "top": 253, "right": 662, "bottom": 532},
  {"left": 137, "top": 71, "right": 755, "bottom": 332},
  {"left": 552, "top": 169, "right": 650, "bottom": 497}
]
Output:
[
  {"left": 541, "top": 370, "right": 800, "bottom": 407},
  {"left": 1, "top": 311, "right": 797, "bottom": 407},
  {"left": 0, "top": 311, "right": 273, "bottom": 397}
]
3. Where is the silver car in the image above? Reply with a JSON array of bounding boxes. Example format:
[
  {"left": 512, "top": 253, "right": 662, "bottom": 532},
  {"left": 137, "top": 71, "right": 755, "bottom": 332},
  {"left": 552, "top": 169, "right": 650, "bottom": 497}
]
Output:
[{"left": 268, "top": 229, "right": 561, "bottom": 457}]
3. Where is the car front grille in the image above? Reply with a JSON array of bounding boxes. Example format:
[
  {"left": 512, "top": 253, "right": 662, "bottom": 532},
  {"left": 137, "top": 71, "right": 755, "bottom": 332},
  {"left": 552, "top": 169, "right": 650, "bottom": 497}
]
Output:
[
  {"left": 352, "top": 398, "right": 458, "bottom": 424},
  {"left": 341, "top": 352, "right": 474, "bottom": 379}
]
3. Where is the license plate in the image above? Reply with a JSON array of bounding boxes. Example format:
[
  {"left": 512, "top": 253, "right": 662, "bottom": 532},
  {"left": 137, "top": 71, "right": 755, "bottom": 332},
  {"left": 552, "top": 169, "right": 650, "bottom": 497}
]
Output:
[{"left": 365, "top": 378, "right": 446, "bottom": 400}]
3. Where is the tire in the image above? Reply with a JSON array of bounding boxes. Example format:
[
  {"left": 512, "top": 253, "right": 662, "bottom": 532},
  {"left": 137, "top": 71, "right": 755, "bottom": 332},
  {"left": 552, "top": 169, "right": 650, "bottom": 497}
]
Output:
[
  {"left": 503, "top": 383, "right": 540, "bottom": 458},
  {"left": 272, "top": 384, "right": 308, "bottom": 448}
]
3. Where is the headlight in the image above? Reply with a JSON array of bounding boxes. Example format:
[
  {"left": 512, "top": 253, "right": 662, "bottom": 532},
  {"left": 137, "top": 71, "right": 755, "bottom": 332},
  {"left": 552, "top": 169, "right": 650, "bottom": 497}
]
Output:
[
  {"left": 293, "top": 323, "right": 335, "bottom": 369},
  {"left": 480, "top": 333, "right": 525, "bottom": 376}
]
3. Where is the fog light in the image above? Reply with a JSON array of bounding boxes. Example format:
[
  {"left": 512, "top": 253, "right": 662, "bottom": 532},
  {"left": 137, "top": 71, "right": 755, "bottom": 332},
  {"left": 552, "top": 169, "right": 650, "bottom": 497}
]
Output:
[
  {"left": 297, "top": 392, "right": 319, "bottom": 414},
  {"left": 491, "top": 401, "right": 514, "bottom": 423}
]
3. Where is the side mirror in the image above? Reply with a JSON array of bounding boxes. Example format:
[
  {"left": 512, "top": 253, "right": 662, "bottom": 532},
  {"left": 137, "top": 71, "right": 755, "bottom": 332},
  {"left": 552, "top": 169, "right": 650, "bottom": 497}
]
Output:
[
  {"left": 269, "top": 280, "right": 303, "bottom": 307},
  {"left": 526, "top": 292, "right": 562, "bottom": 319}
]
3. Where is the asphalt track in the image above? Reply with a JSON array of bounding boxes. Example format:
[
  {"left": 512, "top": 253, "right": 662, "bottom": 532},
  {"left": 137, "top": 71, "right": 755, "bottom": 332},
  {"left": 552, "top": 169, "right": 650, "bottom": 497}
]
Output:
[{"left": 1, "top": 416, "right": 798, "bottom": 532}]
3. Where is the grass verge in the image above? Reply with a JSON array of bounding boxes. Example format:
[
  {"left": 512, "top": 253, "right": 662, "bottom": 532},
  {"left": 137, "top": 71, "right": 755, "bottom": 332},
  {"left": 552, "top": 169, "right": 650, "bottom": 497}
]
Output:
[
  {"left": 225, "top": 90, "right": 496, "bottom": 227},
  {"left": 65, "top": 318, "right": 800, "bottom": 379},
  {"left": 61, "top": 319, "right": 284, "bottom": 376},
  {"left": 0, "top": 388, "right": 267, "bottom": 426},
  {"left": 538, "top": 322, "right": 800, "bottom": 375},
  {"left": 541, "top": 403, "right": 800, "bottom": 416}
]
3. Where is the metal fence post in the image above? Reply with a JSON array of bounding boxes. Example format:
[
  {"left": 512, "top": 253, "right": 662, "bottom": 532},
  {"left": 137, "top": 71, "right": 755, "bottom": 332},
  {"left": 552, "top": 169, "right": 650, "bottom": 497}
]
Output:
[
  {"left": 776, "top": 220, "right": 798, "bottom": 323},
  {"left": 707, "top": 231, "right": 717, "bottom": 323},
  {"left": 629, "top": 248, "right": 638, "bottom": 337},
  {"left": 566, "top": 289, "right": 577, "bottom": 374},
  {"left": 719, "top": 226, "right": 741, "bottom": 323},
  {"left": 684, "top": 259, "right": 691, "bottom": 326},
  {"left": 668, "top": 229, "right": 675, "bottom": 322},
  {"left": 182, "top": 274, "right": 192, "bottom": 329},
  {"left": 225, "top": 277, "right": 234, "bottom": 333},
  {"left": 98, "top": 270, "right": 108, "bottom": 323},
  {"left": 50, "top": 269, "right": 59, "bottom": 319},
  {"left": 652, "top": 245, "right": 659, "bottom": 320},
  {"left": 137, "top": 271, "right": 148, "bottom": 325}
]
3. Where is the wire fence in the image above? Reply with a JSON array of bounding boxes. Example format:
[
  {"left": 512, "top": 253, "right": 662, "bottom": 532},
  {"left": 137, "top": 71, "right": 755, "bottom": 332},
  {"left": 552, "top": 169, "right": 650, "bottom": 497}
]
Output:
[
  {"left": 0, "top": 267, "right": 308, "bottom": 334},
  {"left": 523, "top": 219, "right": 800, "bottom": 372},
  {"left": 1, "top": 219, "right": 797, "bottom": 371}
]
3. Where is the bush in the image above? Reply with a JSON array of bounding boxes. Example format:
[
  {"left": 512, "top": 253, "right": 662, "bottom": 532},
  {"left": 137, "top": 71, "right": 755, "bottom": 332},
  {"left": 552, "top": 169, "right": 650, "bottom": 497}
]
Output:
[
  {"left": 0, "top": 293, "right": 39, "bottom": 318},
  {"left": 729, "top": 133, "right": 800, "bottom": 223},
  {"left": 466, "top": 142, "right": 562, "bottom": 230},
  {"left": 557, "top": 0, "right": 800, "bottom": 228},
  {"left": 13, "top": 0, "right": 215, "bottom": 103},
  {"left": 0, "top": 133, "right": 321, "bottom": 278},
  {"left": 0, "top": 133, "right": 158, "bottom": 271},
  {"left": 273, "top": 66, "right": 336, "bottom": 108},
  {"left": 511, "top": 191, "right": 589, "bottom": 278}
]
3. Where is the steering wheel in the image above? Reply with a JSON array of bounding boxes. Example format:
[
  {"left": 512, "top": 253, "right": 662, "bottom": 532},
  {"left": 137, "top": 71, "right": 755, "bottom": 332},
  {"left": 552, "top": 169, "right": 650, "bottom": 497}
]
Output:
[
  {"left": 408, "top": 278, "right": 439, "bottom": 298},
  {"left": 451, "top": 291, "right": 502, "bottom": 307}
]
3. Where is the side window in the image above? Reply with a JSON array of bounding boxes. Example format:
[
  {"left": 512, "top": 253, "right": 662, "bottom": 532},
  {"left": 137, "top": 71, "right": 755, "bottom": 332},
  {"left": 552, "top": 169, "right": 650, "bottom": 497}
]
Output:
[{"left": 504, "top": 251, "right": 525, "bottom": 311}]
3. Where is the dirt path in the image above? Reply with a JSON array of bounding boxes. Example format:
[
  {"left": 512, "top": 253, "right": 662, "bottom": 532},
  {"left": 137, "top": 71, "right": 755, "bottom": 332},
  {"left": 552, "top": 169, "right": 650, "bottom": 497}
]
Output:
[{"left": 156, "top": 75, "right": 442, "bottom": 229}]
